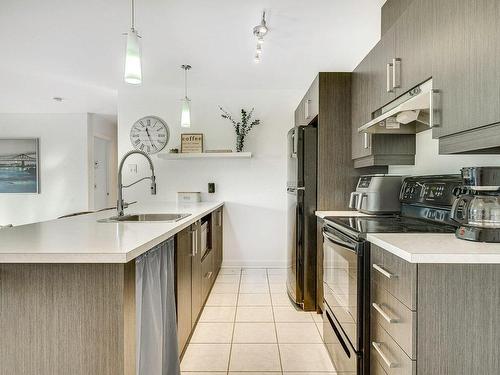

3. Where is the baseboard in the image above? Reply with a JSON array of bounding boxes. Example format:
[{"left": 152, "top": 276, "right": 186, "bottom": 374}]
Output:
[{"left": 221, "top": 260, "right": 290, "bottom": 269}]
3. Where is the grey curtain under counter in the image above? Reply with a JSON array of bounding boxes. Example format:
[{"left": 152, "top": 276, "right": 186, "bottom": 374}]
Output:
[{"left": 136, "top": 238, "right": 180, "bottom": 375}]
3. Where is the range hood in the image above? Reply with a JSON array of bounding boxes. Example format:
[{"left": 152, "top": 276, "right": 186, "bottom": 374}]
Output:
[{"left": 358, "top": 79, "right": 440, "bottom": 134}]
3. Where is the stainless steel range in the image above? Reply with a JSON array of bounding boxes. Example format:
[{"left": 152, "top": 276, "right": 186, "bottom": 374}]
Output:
[{"left": 321, "top": 174, "right": 461, "bottom": 374}]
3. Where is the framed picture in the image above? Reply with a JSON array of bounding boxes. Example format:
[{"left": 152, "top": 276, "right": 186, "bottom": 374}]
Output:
[
  {"left": 181, "top": 133, "right": 204, "bottom": 153},
  {"left": 0, "top": 138, "right": 40, "bottom": 194}
]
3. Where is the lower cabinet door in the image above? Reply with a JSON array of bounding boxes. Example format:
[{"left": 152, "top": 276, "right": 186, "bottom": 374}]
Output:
[{"left": 176, "top": 227, "right": 193, "bottom": 354}]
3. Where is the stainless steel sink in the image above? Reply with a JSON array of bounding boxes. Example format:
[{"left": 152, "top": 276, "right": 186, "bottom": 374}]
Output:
[{"left": 98, "top": 213, "right": 191, "bottom": 223}]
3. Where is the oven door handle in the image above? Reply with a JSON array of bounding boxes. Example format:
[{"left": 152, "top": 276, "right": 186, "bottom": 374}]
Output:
[{"left": 323, "top": 230, "right": 356, "bottom": 251}]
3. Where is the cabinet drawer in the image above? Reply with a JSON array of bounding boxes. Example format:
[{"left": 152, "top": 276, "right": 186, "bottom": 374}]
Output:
[
  {"left": 371, "top": 322, "right": 416, "bottom": 375},
  {"left": 201, "top": 251, "right": 214, "bottom": 302},
  {"left": 371, "top": 280, "right": 416, "bottom": 359},
  {"left": 371, "top": 245, "right": 416, "bottom": 310}
]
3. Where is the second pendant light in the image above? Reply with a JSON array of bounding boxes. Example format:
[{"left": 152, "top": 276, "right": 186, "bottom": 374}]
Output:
[{"left": 180, "top": 65, "right": 192, "bottom": 128}]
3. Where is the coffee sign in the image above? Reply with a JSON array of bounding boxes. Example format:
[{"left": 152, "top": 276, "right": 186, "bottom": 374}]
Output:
[{"left": 181, "top": 133, "right": 204, "bottom": 153}]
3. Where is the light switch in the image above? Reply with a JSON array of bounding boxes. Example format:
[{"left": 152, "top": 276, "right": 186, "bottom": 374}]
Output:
[{"left": 128, "top": 164, "right": 137, "bottom": 174}]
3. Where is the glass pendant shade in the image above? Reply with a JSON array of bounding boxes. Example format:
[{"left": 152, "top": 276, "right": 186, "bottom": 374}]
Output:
[
  {"left": 181, "top": 98, "right": 191, "bottom": 127},
  {"left": 124, "top": 29, "right": 142, "bottom": 84}
]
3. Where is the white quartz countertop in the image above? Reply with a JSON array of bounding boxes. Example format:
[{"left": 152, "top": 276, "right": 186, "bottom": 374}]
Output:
[
  {"left": 367, "top": 233, "right": 500, "bottom": 264},
  {"left": 0, "top": 201, "right": 223, "bottom": 263},
  {"left": 315, "top": 210, "right": 370, "bottom": 218}
]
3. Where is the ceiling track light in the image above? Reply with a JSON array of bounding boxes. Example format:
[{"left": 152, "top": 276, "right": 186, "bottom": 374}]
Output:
[
  {"left": 180, "top": 65, "right": 192, "bottom": 128},
  {"left": 124, "top": 0, "right": 142, "bottom": 84},
  {"left": 252, "top": 11, "right": 269, "bottom": 63}
]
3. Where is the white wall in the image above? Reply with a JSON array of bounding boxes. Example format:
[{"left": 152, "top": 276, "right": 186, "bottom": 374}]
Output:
[
  {"left": 118, "top": 87, "right": 302, "bottom": 267},
  {"left": 389, "top": 130, "right": 500, "bottom": 176},
  {"left": 0, "top": 113, "right": 89, "bottom": 226}
]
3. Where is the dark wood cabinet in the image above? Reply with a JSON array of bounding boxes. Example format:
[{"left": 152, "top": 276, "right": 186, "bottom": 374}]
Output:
[
  {"left": 394, "top": 0, "right": 433, "bottom": 94},
  {"left": 211, "top": 207, "right": 223, "bottom": 273},
  {"left": 432, "top": 0, "right": 500, "bottom": 139},
  {"left": 295, "top": 76, "right": 319, "bottom": 126},
  {"left": 201, "top": 250, "right": 214, "bottom": 302},
  {"left": 190, "top": 221, "right": 203, "bottom": 327},
  {"left": 381, "top": 0, "right": 413, "bottom": 37},
  {"left": 370, "top": 26, "right": 396, "bottom": 110},
  {"left": 175, "top": 226, "right": 193, "bottom": 355}
]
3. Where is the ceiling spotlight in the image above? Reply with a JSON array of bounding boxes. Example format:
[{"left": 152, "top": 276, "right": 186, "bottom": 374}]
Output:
[
  {"left": 253, "top": 11, "right": 268, "bottom": 38},
  {"left": 52, "top": 97, "right": 64, "bottom": 102}
]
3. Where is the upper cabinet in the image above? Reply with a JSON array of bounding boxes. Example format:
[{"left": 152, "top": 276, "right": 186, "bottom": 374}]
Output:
[
  {"left": 394, "top": 0, "right": 433, "bottom": 94},
  {"left": 431, "top": 0, "right": 500, "bottom": 143},
  {"left": 295, "top": 76, "right": 319, "bottom": 126},
  {"left": 352, "top": 0, "right": 500, "bottom": 157}
]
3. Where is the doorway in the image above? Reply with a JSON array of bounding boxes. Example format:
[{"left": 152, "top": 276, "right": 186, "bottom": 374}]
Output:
[{"left": 93, "top": 136, "right": 110, "bottom": 210}]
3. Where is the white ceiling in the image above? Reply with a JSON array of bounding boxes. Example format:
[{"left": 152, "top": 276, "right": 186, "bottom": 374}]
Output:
[{"left": 0, "top": 0, "right": 384, "bottom": 114}]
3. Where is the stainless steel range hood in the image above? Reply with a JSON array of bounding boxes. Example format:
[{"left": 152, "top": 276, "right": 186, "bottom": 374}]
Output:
[{"left": 358, "top": 79, "right": 440, "bottom": 134}]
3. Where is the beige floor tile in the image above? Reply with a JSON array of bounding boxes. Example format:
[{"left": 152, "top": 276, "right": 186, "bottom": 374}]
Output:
[
  {"left": 206, "top": 293, "right": 238, "bottom": 307},
  {"left": 242, "top": 268, "right": 268, "bottom": 276},
  {"left": 238, "top": 293, "right": 272, "bottom": 306},
  {"left": 267, "top": 268, "right": 288, "bottom": 275},
  {"left": 199, "top": 306, "right": 236, "bottom": 322},
  {"left": 273, "top": 306, "right": 314, "bottom": 322},
  {"left": 219, "top": 267, "right": 241, "bottom": 275},
  {"left": 212, "top": 282, "right": 240, "bottom": 294},
  {"left": 236, "top": 306, "right": 274, "bottom": 322},
  {"left": 315, "top": 321, "right": 324, "bottom": 339},
  {"left": 190, "top": 322, "right": 234, "bottom": 343},
  {"left": 268, "top": 274, "right": 287, "bottom": 283},
  {"left": 229, "top": 344, "right": 281, "bottom": 372},
  {"left": 310, "top": 312, "right": 323, "bottom": 324},
  {"left": 283, "top": 373, "right": 336, "bottom": 375},
  {"left": 233, "top": 322, "right": 277, "bottom": 343},
  {"left": 230, "top": 373, "right": 281, "bottom": 375},
  {"left": 279, "top": 344, "right": 334, "bottom": 372},
  {"left": 180, "top": 344, "right": 231, "bottom": 372},
  {"left": 276, "top": 322, "right": 322, "bottom": 343},
  {"left": 269, "top": 283, "right": 287, "bottom": 293},
  {"left": 271, "top": 293, "right": 294, "bottom": 307},
  {"left": 182, "top": 372, "right": 227, "bottom": 375},
  {"left": 215, "top": 274, "right": 241, "bottom": 284},
  {"left": 239, "top": 283, "right": 269, "bottom": 294},
  {"left": 241, "top": 274, "right": 268, "bottom": 283}
]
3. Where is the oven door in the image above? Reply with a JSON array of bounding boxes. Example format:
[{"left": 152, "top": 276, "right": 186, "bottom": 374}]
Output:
[
  {"left": 322, "top": 226, "right": 362, "bottom": 351},
  {"left": 323, "top": 304, "right": 358, "bottom": 374}
]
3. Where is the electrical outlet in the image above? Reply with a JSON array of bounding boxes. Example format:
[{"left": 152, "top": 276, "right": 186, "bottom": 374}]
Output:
[{"left": 208, "top": 182, "right": 215, "bottom": 193}]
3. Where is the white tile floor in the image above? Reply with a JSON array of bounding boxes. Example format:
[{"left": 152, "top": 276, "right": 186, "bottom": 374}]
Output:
[{"left": 181, "top": 268, "right": 336, "bottom": 375}]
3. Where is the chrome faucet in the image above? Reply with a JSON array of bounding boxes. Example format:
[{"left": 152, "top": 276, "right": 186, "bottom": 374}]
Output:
[{"left": 117, "top": 150, "right": 157, "bottom": 216}]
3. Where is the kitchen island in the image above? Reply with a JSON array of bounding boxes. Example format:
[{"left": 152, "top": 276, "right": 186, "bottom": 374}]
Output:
[{"left": 0, "top": 201, "right": 223, "bottom": 375}]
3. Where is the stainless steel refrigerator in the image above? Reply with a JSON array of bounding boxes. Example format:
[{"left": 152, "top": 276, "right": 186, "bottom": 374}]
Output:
[{"left": 286, "top": 125, "right": 317, "bottom": 310}]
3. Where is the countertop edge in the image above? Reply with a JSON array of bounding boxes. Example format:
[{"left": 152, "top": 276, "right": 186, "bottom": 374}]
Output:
[
  {"left": 367, "top": 233, "right": 500, "bottom": 264},
  {"left": 0, "top": 202, "right": 224, "bottom": 264}
]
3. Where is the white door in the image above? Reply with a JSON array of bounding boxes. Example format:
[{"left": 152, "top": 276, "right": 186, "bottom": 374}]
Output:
[{"left": 93, "top": 137, "right": 109, "bottom": 210}]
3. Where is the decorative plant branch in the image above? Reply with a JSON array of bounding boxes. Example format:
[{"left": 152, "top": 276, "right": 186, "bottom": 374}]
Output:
[{"left": 219, "top": 106, "right": 261, "bottom": 152}]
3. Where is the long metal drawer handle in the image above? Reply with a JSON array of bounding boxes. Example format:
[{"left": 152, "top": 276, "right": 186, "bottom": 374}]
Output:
[
  {"left": 372, "top": 342, "right": 398, "bottom": 368},
  {"left": 373, "top": 264, "right": 397, "bottom": 279},
  {"left": 372, "top": 302, "right": 398, "bottom": 323}
]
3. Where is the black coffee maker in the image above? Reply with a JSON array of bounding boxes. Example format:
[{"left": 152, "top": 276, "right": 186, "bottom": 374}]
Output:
[{"left": 451, "top": 167, "right": 500, "bottom": 242}]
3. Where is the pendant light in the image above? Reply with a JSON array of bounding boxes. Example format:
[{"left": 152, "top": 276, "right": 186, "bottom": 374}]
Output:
[
  {"left": 253, "top": 11, "right": 269, "bottom": 63},
  {"left": 124, "top": 0, "right": 142, "bottom": 84},
  {"left": 181, "top": 65, "right": 192, "bottom": 128}
]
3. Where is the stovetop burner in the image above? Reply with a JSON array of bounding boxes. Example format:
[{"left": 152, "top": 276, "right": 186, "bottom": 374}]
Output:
[{"left": 324, "top": 215, "right": 457, "bottom": 236}]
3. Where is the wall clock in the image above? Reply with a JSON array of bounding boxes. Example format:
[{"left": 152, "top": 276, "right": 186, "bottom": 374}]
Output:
[{"left": 130, "top": 116, "right": 169, "bottom": 154}]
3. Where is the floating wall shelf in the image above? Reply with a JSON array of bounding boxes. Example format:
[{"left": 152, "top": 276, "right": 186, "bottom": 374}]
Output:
[{"left": 157, "top": 152, "right": 252, "bottom": 160}]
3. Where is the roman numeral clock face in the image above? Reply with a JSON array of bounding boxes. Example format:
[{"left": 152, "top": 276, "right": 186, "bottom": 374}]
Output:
[{"left": 129, "top": 116, "right": 170, "bottom": 154}]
